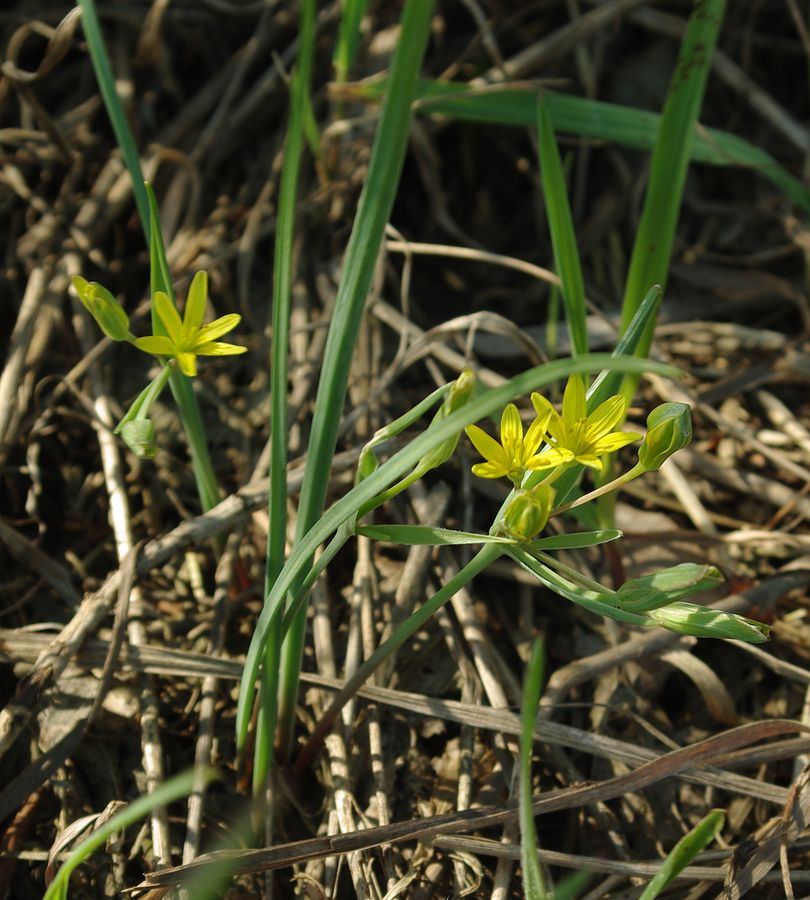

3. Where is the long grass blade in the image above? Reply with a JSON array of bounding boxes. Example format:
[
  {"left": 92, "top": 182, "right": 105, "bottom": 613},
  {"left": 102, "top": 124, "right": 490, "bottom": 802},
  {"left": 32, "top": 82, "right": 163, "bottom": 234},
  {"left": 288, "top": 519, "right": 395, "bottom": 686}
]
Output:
[
  {"left": 44, "top": 769, "right": 217, "bottom": 900},
  {"left": 352, "top": 80, "right": 810, "bottom": 214},
  {"left": 274, "top": 0, "right": 436, "bottom": 758},
  {"left": 638, "top": 810, "right": 724, "bottom": 899},
  {"left": 520, "top": 638, "right": 548, "bottom": 899},
  {"left": 75, "top": 0, "right": 149, "bottom": 231},
  {"left": 252, "top": 0, "right": 318, "bottom": 797},
  {"left": 619, "top": 0, "right": 727, "bottom": 353},
  {"left": 536, "top": 98, "right": 588, "bottom": 357}
]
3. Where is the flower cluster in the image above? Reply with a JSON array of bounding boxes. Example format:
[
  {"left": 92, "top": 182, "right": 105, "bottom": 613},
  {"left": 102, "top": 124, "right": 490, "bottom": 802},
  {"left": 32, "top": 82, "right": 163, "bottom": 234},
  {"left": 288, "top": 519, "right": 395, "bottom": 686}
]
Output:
[
  {"left": 464, "top": 374, "right": 692, "bottom": 542},
  {"left": 466, "top": 375, "right": 639, "bottom": 487}
]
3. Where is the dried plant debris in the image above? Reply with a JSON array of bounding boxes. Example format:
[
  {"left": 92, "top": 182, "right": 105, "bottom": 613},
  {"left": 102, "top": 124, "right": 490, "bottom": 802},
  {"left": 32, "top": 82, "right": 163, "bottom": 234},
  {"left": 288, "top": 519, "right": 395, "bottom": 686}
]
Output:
[{"left": 2, "top": 1, "right": 810, "bottom": 898}]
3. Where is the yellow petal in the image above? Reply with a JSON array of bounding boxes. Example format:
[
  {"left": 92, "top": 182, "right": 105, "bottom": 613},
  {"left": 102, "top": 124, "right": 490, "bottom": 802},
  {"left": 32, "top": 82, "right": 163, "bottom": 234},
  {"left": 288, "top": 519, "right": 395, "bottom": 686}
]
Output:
[
  {"left": 532, "top": 392, "right": 566, "bottom": 444},
  {"left": 134, "top": 335, "right": 175, "bottom": 356},
  {"left": 195, "top": 341, "right": 248, "bottom": 356},
  {"left": 522, "top": 413, "right": 549, "bottom": 461},
  {"left": 592, "top": 431, "right": 641, "bottom": 454},
  {"left": 184, "top": 271, "right": 208, "bottom": 332},
  {"left": 466, "top": 424, "right": 509, "bottom": 468},
  {"left": 526, "top": 447, "right": 574, "bottom": 470},
  {"left": 575, "top": 453, "right": 604, "bottom": 471},
  {"left": 153, "top": 291, "right": 184, "bottom": 343},
  {"left": 196, "top": 314, "right": 242, "bottom": 344},
  {"left": 585, "top": 395, "right": 626, "bottom": 441},
  {"left": 176, "top": 352, "right": 197, "bottom": 377},
  {"left": 500, "top": 404, "right": 522, "bottom": 460},
  {"left": 562, "top": 375, "right": 587, "bottom": 423},
  {"left": 471, "top": 460, "right": 508, "bottom": 479},
  {"left": 530, "top": 392, "right": 553, "bottom": 419}
]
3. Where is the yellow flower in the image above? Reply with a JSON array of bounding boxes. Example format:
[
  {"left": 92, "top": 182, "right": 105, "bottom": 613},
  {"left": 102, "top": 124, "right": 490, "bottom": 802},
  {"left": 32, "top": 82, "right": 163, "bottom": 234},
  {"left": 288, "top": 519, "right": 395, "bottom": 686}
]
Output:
[
  {"left": 531, "top": 375, "right": 640, "bottom": 472},
  {"left": 466, "top": 403, "right": 572, "bottom": 486},
  {"left": 134, "top": 271, "right": 246, "bottom": 377}
]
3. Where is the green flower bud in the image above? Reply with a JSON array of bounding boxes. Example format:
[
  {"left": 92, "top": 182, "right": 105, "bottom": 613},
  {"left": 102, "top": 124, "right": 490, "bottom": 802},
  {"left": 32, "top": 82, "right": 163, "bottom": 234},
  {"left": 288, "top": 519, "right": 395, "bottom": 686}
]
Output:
[
  {"left": 646, "top": 602, "right": 770, "bottom": 643},
  {"left": 356, "top": 446, "right": 379, "bottom": 484},
  {"left": 615, "top": 563, "right": 723, "bottom": 613},
  {"left": 637, "top": 402, "right": 692, "bottom": 472},
  {"left": 121, "top": 419, "right": 158, "bottom": 459},
  {"left": 72, "top": 276, "right": 134, "bottom": 342},
  {"left": 502, "top": 483, "right": 554, "bottom": 542},
  {"left": 416, "top": 368, "right": 476, "bottom": 474}
]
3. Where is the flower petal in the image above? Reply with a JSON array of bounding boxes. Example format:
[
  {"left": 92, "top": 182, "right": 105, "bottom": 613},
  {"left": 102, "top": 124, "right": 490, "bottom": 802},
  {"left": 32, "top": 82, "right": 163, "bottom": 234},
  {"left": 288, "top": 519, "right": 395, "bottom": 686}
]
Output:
[
  {"left": 531, "top": 393, "right": 567, "bottom": 444},
  {"left": 530, "top": 392, "right": 553, "bottom": 419},
  {"left": 466, "top": 424, "right": 509, "bottom": 469},
  {"left": 176, "top": 352, "right": 197, "bottom": 377},
  {"left": 471, "top": 460, "right": 508, "bottom": 479},
  {"left": 153, "top": 291, "right": 184, "bottom": 343},
  {"left": 521, "top": 413, "right": 550, "bottom": 461},
  {"left": 585, "top": 395, "right": 626, "bottom": 440},
  {"left": 184, "top": 271, "right": 208, "bottom": 332},
  {"left": 195, "top": 341, "right": 248, "bottom": 356},
  {"left": 526, "top": 447, "right": 574, "bottom": 470},
  {"left": 134, "top": 335, "right": 175, "bottom": 356},
  {"left": 562, "top": 375, "right": 587, "bottom": 423},
  {"left": 575, "top": 453, "right": 604, "bottom": 471},
  {"left": 592, "top": 431, "right": 642, "bottom": 454},
  {"left": 500, "top": 404, "right": 522, "bottom": 460},
  {"left": 195, "top": 313, "right": 242, "bottom": 344}
]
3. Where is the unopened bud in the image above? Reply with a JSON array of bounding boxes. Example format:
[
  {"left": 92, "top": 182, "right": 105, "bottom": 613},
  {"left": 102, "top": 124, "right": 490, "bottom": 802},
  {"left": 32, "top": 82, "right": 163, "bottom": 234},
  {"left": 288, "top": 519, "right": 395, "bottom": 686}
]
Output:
[
  {"left": 356, "top": 446, "right": 379, "bottom": 484},
  {"left": 121, "top": 419, "right": 158, "bottom": 459},
  {"left": 637, "top": 402, "right": 692, "bottom": 472},
  {"left": 502, "top": 483, "right": 554, "bottom": 542},
  {"left": 416, "top": 368, "right": 476, "bottom": 473},
  {"left": 647, "top": 602, "right": 770, "bottom": 643},
  {"left": 72, "top": 276, "right": 134, "bottom": 342},
  {"left": 615, "top": 563, "right": 723, "bottom": 613}
]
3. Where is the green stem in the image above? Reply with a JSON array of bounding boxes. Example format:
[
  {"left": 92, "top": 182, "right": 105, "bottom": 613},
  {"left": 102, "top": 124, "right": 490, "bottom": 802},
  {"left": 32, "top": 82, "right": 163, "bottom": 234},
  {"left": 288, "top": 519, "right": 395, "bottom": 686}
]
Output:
[
  {"left": 136, "top": 362, "right": 173, "bottom": 418},
  {"left": 552, "top": 463, "right": 643, "bottom": 515}
]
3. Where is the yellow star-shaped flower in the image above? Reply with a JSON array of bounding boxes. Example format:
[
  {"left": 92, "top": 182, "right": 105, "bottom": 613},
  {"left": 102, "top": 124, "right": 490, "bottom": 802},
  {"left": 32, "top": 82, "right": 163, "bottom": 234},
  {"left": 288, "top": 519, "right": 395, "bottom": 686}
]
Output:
[
  {"left": 134, "top": 271, "right": 246, "bottom": 377},
  {"left": 466, "top": 403, "right": 572, "bottom": 486},
  {"left": 531, "top": 375, "right": 640, "bottom": 472}
]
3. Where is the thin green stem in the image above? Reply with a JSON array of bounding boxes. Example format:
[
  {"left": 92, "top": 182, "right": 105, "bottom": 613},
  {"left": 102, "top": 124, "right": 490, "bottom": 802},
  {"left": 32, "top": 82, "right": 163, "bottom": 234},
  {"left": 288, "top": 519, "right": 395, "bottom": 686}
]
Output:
[
  {"left": 135, "top": 363, "right": 173, "bottom": 419},
  {"left": 520, "top": 638, "right": 548, "bottom": 900},
  {"left": 552, "top": 463, "right": 643, "bottom": 515}
]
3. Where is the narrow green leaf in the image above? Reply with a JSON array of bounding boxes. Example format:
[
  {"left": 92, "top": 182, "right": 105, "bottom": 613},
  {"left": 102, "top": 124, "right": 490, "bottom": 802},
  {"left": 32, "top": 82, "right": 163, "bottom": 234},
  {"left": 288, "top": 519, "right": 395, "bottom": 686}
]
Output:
[
  {"left": 536, "top": 98, "right": 587, "bottom": 357},
  {"left": 527, "top": 529, "right": 622, "bottom": 550},
  {"left": 352, "top": 79, "right": 810, "bottom": 214},
  {"left": 355, "top": 524, "right": 517, "bottom": 546},
  {"left": 639, "top": 810, "right": 725, "bottom": 900},
  {"left": 75, "top": 0, "right": 149, "bottom": 232},
  {"left": 520, "top": 638, "right": 547, "bottom": 900},
  {"left": 334, "top": 0, "right": 369, "bottom": 84},
  {"left": 254, "top": 0, "right": 318, "bottom": 798},
  {"left": 44, "top": 769, "right": 217, "bottom": 900},
  {"left": 276, "top": 0, "right": 437, "bottom": 758},
  {"left": 620, "top": 0, "right": 727, "bottom": 355}
]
